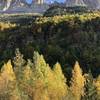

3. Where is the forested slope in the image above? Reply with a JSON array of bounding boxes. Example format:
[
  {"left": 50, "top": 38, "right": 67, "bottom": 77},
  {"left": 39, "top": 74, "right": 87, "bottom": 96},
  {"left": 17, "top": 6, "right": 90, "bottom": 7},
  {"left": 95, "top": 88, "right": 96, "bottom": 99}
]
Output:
[
  {"left": 0, "top": 12, "right": 100, "bottom": 77},
  {"left": 0, "top": 49, "right": 100, "bottom": 100}
]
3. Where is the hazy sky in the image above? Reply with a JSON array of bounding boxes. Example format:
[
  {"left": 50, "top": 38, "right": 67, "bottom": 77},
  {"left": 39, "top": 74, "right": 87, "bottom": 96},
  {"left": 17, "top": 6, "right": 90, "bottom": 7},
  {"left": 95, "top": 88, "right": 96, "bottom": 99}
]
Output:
[{"left": 26, "top": 0, "right": 65, "bottom": 3}]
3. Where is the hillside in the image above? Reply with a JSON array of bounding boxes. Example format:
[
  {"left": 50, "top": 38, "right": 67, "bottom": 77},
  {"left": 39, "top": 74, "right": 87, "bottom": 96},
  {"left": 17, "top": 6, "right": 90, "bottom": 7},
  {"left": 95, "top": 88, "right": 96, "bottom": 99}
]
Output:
[
  {"left": 0, "top": 5, "right": 100, "bottom": 99},
  {"left": 0, "top": 12, "right": 99, "bottom": 76}
]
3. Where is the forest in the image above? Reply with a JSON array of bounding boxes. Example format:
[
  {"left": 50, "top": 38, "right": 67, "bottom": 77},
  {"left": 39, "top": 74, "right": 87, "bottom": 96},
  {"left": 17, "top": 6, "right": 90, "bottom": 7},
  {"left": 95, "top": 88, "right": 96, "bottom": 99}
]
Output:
[
  {"left": 0, "top": 11, "right": 100, "bottom": 100},
  {"left": 0, "top": 48, "right": 100, "bottom": 100}
]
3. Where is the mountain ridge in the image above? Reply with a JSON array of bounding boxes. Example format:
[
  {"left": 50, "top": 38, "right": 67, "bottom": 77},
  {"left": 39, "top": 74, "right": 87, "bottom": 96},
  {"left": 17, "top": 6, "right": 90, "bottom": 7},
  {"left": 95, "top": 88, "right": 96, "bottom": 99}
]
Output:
[{"left": 0, "top": 0, "right": 100, "bottom": 13}]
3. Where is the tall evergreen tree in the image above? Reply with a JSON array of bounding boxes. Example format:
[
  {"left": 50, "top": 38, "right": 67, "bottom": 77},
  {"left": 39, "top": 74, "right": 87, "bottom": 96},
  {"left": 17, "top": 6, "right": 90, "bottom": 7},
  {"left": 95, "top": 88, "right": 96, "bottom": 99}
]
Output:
[
  {"left": 0, "top": 60, "right": 21, "bottom": 100},
  {"left": 33, "top": 51, "right": 68, "bottom": 100},
  {"left": 70, "top": 61, "right": 85, "bottom": 100},
  {"left": 33, "top": 51, "right": 50, "bottom": 100},
  {"left": 13, "top": 49, "right": 29, "bottom": 99},
  {"left": 53, "top": 62, "right": 68, "bottom": 99},
  {"left": 21, "top": 65, "right": 35, "bottom": 100},
  {"left": 13, "top": 48, "right": 26, "bottom": 81},
  {"left": 33, "top": 51, "right": 48, "bottom": 81},
  {"left": 95, "top": 75, "right": 100, "bottom": 99},
  {"left": 13, "top": 48, "right": 26, "bottom": 68},
  {"left": 23, "top": 64, "right": 33, "bottom": 82},
  {"left": 83, "top": 70, "right": 98, "bottom": 100}
]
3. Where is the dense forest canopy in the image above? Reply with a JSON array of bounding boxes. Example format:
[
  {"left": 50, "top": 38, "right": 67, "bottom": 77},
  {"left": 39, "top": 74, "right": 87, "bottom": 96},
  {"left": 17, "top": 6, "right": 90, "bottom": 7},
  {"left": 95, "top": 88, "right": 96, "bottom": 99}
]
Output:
[
  {"left": 0, "top": 12, "right": 100, "bottom": 77},
  {"left": 0, "top": 49, "right": 99, "bottom": 100},
  {"left": 0, "top": 7, "right": 100, "bottom": 99}
]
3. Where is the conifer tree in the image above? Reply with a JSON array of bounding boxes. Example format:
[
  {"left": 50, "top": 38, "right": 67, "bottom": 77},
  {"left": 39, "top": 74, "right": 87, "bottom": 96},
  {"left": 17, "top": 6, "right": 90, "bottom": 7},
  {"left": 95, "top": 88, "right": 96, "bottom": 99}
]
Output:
[
  {"left": 33, "top": 52, "right": 68, "bottom": 100},
  {"left": 27, "top": 59, "right": 34, "bottom": 68},
  {"left": 13, "top": 48, "right": 25, "bottom": 68},
  {"left": 33, "top": 51, "right": 48, "bottom": 81},
  {"left": 0, "top": 60, "right": 21, "bottom": 100},
  {"left": 1, "top": 60, "right": 15, "bottom": 81},
  {"left": 83, "top": 70, "right": 98, "bottom": 100},
  {"left": 22, "top": 59, "right": 35, "bottom": 88},
  {"left": 26, "top": 59, "right": 36, "bottom": 82},
  {"left": 33, "top": 51, "right": 56, "bottom": 86},
  {"left": 95, "top": 75, "right": 100, "bottom": 99},
  {"left": 13, "top": 49, "right": 29, "bottom": 99},
  {"left": 70, "top": 61, "right": 85, "bottom": 100},
  {"left": 33, "top": 79, "right": 50, "bottom": 100},
  {"left": 13, "top": 48, "right": 26, "bottom": 84},
  {"left": 53, "top": 62, "right": 68, "bottom": 99},
  {"left": 23, "top": 65, "right": 32, "bottom": 82},
  {"left": 33, "top": 51, "right": 51, "bottom": 99},
  {"left": 20, "top": 64, "right": 34, "bottom": 100}
]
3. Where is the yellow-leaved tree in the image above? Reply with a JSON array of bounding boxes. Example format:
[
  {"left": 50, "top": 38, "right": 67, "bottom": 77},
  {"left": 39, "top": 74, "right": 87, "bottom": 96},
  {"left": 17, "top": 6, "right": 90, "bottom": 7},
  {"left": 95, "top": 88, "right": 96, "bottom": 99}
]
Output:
[
  {"left": 21, "top": 60, "right": 35, "bottom": 100},
  {"left": 33, "top": 52, "right": 68, "bottom": 100},
  {"left": 33, "top": 51, "right": 50, "bottom": 100},
  {"left": 53, "top": 62, "right": 68, "bottom": 100},
  {"left": 70, "top": 61, "right": 85, "bottom": 100},
  {"left": 0, "top": 60, "right": 21, "bottom": 100},
  {"left": 95, "top": 75, "right": 100, "bottom": 99}
]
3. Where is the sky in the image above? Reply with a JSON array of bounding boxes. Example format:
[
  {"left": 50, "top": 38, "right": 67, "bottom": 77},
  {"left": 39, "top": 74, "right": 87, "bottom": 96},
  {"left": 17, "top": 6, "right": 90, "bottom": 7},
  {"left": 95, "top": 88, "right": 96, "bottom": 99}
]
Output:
[{"left": 26, "top": 0, "right": 65, "bottom": 4}]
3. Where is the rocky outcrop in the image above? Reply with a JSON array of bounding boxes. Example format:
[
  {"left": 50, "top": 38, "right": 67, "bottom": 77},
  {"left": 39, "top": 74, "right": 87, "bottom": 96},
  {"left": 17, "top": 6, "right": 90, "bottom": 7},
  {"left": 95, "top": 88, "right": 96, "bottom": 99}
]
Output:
[
  {"left": 3, "top": 0, "right": 12, "bottom": 11},
  {"left": 0, "top": 0, "right": 28, "bottom": 11},
  {"left": 66, "top": 0, "right": 86, "bottom": 7},
  {"left": 83, "top": 0, "right": 99, "bottom": 9},
  {"left": 0, "top": 0, "right": 49, "bottom": 13},
  {"left": 65, "top": 0, "right": 100, "bottom": 9},
  {"left": 0, "top": 0, "right": 100, "bottom": 13}
]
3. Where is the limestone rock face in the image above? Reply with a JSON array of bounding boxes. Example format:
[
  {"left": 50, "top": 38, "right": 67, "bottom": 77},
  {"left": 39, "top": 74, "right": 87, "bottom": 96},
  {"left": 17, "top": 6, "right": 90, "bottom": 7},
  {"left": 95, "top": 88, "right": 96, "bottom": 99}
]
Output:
[
  {"left": 83, "top": 0, "right": 99, "bottom": 9},
  {"left": 3, "top": 0, "right": 12, "bottom": 11},
  {"left": 0, "top": 0, "right": 100, "bottom": 13},
  {"left": 65, "top": 0, "right": 100, "bottom": 9},
  {"left": 0, "top": 0, "right": 49, "bottom": 13},
  {"left": 66, "top": 0, "right": 86, "bottom": 7},
  {"left": 0, "top": 0, "right": 28, "bottom": 11}
]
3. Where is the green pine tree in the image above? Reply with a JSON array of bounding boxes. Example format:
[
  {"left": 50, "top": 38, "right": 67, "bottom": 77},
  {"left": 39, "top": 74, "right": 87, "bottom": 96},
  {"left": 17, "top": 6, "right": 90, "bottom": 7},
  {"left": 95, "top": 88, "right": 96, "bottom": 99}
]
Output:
[
  {"left": 13, "top": 48, "right": 26, "bottom": 81},
  {"left": 83, "top": 70, "right": 98, "bottom": 100},
  {"left": 13, "top": 49, "right": 30, "bottom": 99},
  {"left": 13, "top": 48, "right": 26, "bottom": 68}
]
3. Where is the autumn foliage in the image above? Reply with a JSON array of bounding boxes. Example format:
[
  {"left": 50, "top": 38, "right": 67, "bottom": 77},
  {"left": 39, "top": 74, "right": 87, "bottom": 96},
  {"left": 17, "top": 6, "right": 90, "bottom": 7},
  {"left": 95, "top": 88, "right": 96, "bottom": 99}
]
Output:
[{"left": 0, "top": 49, "right": 99, "bottom": 100}]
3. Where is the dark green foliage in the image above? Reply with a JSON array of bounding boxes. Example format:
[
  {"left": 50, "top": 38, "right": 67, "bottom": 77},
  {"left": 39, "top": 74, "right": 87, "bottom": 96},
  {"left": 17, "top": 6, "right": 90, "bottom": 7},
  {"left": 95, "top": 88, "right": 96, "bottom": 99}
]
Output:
[
  {"left": 44, "top": 6, "right": 89, "bottom": 17},
  {"left": 0, "top": 11, "right": 100, "bottom": 100},
  {"left": 32, "top": 14, "right": 100, "bottom": 77},
  {"left": 82, "top": 70, "right": 98, "bottom": 100},
  {"left": 43, "top": 6, "right": 68, "bottom": 17},
  {"left": 65, "top": 6, "right": 89, "bottom": 13},
  {"left": 13, "top": 48, "right": 26, "bottom": 67},
  {"left": 0, "top": 13, "right": 100, "bottom": 78}
]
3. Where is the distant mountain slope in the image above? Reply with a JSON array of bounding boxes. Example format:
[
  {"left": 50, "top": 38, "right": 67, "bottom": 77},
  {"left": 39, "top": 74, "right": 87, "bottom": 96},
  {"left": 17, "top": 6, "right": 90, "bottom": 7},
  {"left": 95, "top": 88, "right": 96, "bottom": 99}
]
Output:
[
  {"left": 66, "top": 0, "right": 86, "bottom": 7},
  {"left": 3, "top": 0, "right": 12, "bottom": 11},
  {"left": 65, "top": 0, "right": 100, "bottom": 9},
  {"left": 0, "top": 0, "right": 28, "bottom": 11},
  {"left": 0, "top": 0, "right": 100, "bottom": 13},
  {"left": 83, "top": 0, "right": 99, "bottom": 9}
]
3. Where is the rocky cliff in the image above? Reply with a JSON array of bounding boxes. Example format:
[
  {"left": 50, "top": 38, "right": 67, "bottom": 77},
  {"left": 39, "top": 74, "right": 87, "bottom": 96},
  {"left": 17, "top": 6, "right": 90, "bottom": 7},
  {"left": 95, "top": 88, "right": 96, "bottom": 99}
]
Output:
[
  {"left": 83, "top": 0, "right": 100, "bottom": 9},
  {"left": 0, "top": 0, "right": 100, "bottom": 13},
  {"left": 65, "top": 0, "right": 100, "bottom": 9},
  {"left": 0, "top": 0, "right": 28, "bottom": 11}
]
